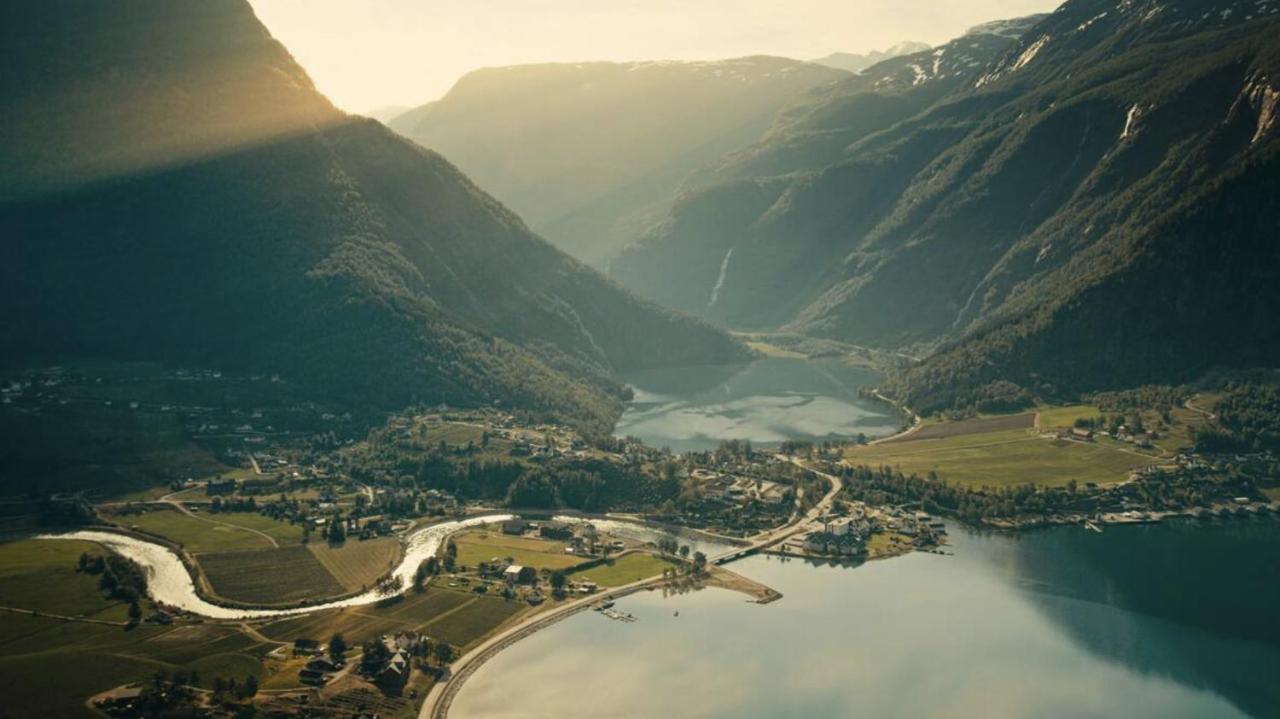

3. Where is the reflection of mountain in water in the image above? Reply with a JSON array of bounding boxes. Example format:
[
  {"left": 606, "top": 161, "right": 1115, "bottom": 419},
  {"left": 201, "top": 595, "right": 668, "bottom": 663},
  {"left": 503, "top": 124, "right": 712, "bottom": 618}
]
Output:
[
  {"left": 978, "top": 521, "right": 1280, "bottom": 718},
  {"left": 615, "top": 358, "right": 905, "bottom": 451}
]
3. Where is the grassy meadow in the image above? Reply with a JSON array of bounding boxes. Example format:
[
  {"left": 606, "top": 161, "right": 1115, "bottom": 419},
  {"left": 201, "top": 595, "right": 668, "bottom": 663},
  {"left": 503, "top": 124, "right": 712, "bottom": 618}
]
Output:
[
  {"left": 848, "top": 408, "right": 1159, "bottom": 487},
  {"left": 199, "top": 545, "right": 344, "bottom": 604},
  {"left": 308, "top": 537, "right": 401, "bottom": 591},
  {"left": 571, "top": 553, "right": 676, "bottom": 587},
  {"left": 454, "top": 529, "right": 585, "bottom": 571},
  {"left": 113, "top": 507, "right": 277, "bottom": 552}
]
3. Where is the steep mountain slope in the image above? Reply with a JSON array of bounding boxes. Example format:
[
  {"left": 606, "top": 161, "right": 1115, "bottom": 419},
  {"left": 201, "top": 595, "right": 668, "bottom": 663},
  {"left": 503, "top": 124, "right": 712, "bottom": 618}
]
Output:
[
  {"left": 811, "top": 42, "right": 932, "bottom": 74},
  {"left": 612, "top": 17, "right": 1046, "bottom": 323},
  {"left": 613, "top": 0, "right": 1280, "bottom": 413},
  {"left": 0, "top": 0, "right": 747, "bottom": 434},
  {"left": 388, "top": 58, "right": 848, "bottom": 265}
]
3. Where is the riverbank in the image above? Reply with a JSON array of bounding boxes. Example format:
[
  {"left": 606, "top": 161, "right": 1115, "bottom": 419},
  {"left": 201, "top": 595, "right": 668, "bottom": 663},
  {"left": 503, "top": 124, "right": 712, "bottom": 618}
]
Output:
[{"left": 36, "top": 514, "right": 514, "bottom": 620}]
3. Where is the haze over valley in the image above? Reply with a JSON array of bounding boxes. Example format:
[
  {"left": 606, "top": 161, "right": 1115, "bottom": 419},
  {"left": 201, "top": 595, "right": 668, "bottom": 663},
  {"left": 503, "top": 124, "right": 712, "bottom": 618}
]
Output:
[{"left": 1, "top": 2, "right": 1278, "bottom": 718}]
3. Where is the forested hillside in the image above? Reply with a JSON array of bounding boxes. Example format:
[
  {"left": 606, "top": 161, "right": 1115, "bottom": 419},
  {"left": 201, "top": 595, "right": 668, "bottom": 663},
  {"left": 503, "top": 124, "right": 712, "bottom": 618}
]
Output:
[
  {"left": 0, "top": 0, "right": 747, "bottom": 435},
  {"left": 389, "top": 58, "right": 848, "bottom": 265},
  {"left": 612, "top": 0, "right": 1280, "bottom": 414}
]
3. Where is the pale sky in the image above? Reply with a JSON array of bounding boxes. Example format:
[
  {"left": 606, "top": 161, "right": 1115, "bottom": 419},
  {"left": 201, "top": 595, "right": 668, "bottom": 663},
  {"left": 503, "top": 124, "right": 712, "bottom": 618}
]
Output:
[{"left": 249, "top": 0, "right": 1062, "bottom": 114}]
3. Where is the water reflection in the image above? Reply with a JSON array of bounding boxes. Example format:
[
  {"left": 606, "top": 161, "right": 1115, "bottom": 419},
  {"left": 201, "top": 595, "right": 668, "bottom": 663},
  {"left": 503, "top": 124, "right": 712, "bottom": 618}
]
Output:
[
  {"left": 615, "top": 358, "right": 904, "bottom": 452},
  {"left": 968, "top": 520, "right": 1280, "bottom": 718},
  {"left": 451, "top": 522, "right": 1280, "bottom": 719}
]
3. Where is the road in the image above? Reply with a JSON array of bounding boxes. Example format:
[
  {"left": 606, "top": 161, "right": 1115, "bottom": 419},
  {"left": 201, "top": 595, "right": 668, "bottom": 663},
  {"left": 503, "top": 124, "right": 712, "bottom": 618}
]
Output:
[
  {"left": 155, "top": 489, "right": 281, "bottom": 548},
  {"left": 418, "top": 455, "right": 842, "bottom": 719}
]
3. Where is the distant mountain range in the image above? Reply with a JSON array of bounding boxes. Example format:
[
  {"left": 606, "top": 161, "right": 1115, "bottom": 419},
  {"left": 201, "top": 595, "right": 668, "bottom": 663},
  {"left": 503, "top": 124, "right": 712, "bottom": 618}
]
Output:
[
  {"left": 811, "top": 42, "right": 932, "bottom": 74},
  {"left": 611, "top": 0, "right": 1280, "bottom": 413},
  {"left": 387, "top": 58, "right": 848, "bottom": 265},
  {"left": 0, "top": 0, "right": 747, "bottom": 435}
]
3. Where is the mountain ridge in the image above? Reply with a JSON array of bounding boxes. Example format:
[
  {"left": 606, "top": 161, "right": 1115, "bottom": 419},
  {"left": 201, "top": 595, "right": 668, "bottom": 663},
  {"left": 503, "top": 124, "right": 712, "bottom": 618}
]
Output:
[
  {"left": 388, "top": 56, "right": 849, "bottom": 265},
  {"left": 0, "top": 0, "right": 749, "bottom": 434},
  {"left": 610, "top": 0, "right": 1280, "bottom": 414}
]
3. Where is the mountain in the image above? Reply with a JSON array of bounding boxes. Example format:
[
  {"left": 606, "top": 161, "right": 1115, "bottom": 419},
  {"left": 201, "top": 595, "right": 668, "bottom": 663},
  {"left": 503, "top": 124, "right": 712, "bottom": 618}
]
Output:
[
  {"left": 611, "top": 0, "right": 1280, "bottom": 414},
  {"left": 0, "top": 0, "right": 748, "bottom": 435},
  {"left": 811, "top": 42, "right": 932, "bottom": 74},
  {"left": 611, "top": 15, "right": 1047, "bottom": 323},
  {"left": 388, "top": 58, "right": 848, "bottom": 265},
  {"left": 367, "top": 105, "right": 412, "bottom": 123}
]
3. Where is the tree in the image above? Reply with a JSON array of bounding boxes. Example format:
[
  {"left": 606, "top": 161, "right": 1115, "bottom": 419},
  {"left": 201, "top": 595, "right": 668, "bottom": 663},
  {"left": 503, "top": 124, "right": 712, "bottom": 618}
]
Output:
[
  {"left": 678, "top": 545, "right": 690, "bottom": 559},
  {"left": 693, "top": 551, "right": 707, "bottom": 574},
  {"left": 433, "top": 641, "right": 454, "bottom": 665},
  {"left": 361, "top": 639, "right": 391, "bottom": 672},
  {"left": 329, "top": 633, "right": 347, "bottom": 663},
  {"left": 550, "top": 570, "right": 567, "bottom": 592},
  {"left": 127, "top": 600, "right": 142, "bottom": 624},
  {"left": 414, "top": 561, "right": 431, "bottom": 593},
  {"left": 239, "top": 674, "right": 258, "bottom": 699}
]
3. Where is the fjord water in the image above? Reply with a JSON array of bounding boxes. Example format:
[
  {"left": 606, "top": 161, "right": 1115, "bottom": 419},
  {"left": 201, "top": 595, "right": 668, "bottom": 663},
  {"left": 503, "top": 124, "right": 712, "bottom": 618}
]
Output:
[
  {"left": 451, "top": 520, "right": 1280, "bottom": 719},
  {"left": 614, "top": 357, "right": 905, "bottom": 452}
]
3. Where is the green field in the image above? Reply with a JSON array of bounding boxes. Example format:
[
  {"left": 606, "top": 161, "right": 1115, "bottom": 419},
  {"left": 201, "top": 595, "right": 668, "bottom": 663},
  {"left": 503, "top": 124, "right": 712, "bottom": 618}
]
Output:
[
  {"left": 847, "top": 428, "right": 1155, "bottom": 487},
  {"left": 421, "top": 594, "right": 525, "bottom": 648},
  {"left": 1036, "top": 404, "right": 1102, "bottom": 429},
  {"left": 0, "top": 612, "right": 267, "bottom": 719},
  {"left": 115, "top": 507, "right": 275, "bottom": 552},
  {"left": 1037, "top": 402, "right": 1211, "bottom": 454},
  {"left": 259, "top": 588, "right": 480, "bottom": 645},
  {"left": 209, "top": 511, "right": 305, "bottom": 544},
  {"left": 139, "top": 624, "right": 261, "bottom": 664},
  {"left": 0, "top": 539, "right": 125, "bottom": 618},
  {"left": 454, "top": 529, "right": 584, "bottom": 571},
  {"left": 199, "top": 545, "right": 344, "bottom": 604},
  {"left": 571, "top": 553, "right": 676, "bottom": 587},
  {"left": 308, "top": 537, "right": 401, "bottom": 591}
]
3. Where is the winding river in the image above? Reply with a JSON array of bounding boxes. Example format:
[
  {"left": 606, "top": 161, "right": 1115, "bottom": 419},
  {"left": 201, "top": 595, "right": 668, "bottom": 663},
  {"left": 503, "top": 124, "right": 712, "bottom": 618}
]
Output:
[{"left": 37, "top": 514, "right": 513, "bottom": 619}]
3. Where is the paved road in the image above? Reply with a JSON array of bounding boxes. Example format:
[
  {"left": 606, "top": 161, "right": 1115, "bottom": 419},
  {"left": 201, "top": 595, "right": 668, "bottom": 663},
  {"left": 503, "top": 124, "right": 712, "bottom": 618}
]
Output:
[{"left": 418, "top": 455, "right": 843, "bottom": 719}]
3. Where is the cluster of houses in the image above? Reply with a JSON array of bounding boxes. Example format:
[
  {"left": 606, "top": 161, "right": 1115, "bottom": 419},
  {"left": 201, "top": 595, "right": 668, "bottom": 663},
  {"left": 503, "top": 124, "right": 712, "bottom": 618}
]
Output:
[
  {"left": 877, "top": 507, "right": 946, "bottom": 539},
  {"left": 368, "top": 632, "right": 421, "bottom": 692},
  {"left": 694, "top": 470, "right": 789, "bottom": 506},
  {"left": 503, "top": 518, "right": 609, "bottom": 556},
  {"left": 1057, "top": 425, "right": 1157, "bottom": 448},
  {"left": 802, "top": 516, "right": 872, "bottom": 556},
  {"left": 293, "top": 632, "right": 423, "bottom": 693}
]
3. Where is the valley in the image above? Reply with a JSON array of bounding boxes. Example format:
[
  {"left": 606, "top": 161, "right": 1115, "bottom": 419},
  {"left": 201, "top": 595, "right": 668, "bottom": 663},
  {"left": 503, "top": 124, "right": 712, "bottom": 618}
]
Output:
[{"left": 2, "top": 0, "right": 1279, "bottom": 718}]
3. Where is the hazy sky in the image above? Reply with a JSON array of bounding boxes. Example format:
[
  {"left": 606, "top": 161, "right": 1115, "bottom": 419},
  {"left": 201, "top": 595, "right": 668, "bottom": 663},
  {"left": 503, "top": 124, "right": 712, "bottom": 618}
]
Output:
[{"left": 249, "top": 0, "right": 1061, "bottom": 114}]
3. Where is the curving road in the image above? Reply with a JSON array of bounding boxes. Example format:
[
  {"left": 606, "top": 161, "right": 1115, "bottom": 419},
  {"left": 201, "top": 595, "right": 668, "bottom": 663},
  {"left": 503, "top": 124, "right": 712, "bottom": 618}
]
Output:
[{"left": 419, "top": 456, "right": 842, "bottom": 719}]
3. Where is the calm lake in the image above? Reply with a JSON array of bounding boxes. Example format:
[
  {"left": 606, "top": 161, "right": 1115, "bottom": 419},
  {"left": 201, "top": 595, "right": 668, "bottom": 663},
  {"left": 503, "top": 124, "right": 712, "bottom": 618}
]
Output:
[
  {"left": 451, "top": 519, "right": 1280, "bottom": 719},
  {"left": 614, "top": 357, "right": 905, "bottom": 452}
]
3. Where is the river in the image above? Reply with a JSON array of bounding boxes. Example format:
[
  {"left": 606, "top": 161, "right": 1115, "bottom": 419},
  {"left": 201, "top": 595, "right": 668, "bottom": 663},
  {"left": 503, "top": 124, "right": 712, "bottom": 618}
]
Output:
[
  {"left": 37, "top": 514, "right": 512, "bottom": 619},
  {"left": 450, "top": 519, "right": 1280, "bottom": 719},
  {"left": 614, "top": 357, "right": 904, "bottom": 452}
]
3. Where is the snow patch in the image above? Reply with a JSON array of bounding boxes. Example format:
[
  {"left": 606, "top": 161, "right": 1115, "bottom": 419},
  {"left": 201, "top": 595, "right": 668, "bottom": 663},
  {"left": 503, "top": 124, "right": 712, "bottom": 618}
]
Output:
[
  {"left": 1011, "top": 35, "right": 1050, "bottom": 72},
  {"left": 1247, "top": 78, "right": 1280, "bottom": 144},
  {"left": 1077, "top": 12, "right": 1109, "bottom": 31},
  {"left": 1120, "top": 103, "right": 1146, "bottom": 139}
]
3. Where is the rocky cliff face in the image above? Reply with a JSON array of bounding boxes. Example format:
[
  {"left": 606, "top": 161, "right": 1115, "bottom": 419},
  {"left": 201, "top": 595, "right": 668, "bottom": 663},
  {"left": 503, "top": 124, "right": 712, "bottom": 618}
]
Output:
[{"left": 613, "top": 1, "right": 1280, "bottom": 412}]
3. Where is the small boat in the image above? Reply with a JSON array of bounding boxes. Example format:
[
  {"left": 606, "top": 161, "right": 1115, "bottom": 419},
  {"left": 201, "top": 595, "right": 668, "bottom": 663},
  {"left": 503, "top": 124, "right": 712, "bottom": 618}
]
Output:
[{"left": 673, "top": 611, "right": 679, "bottom": 617}]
